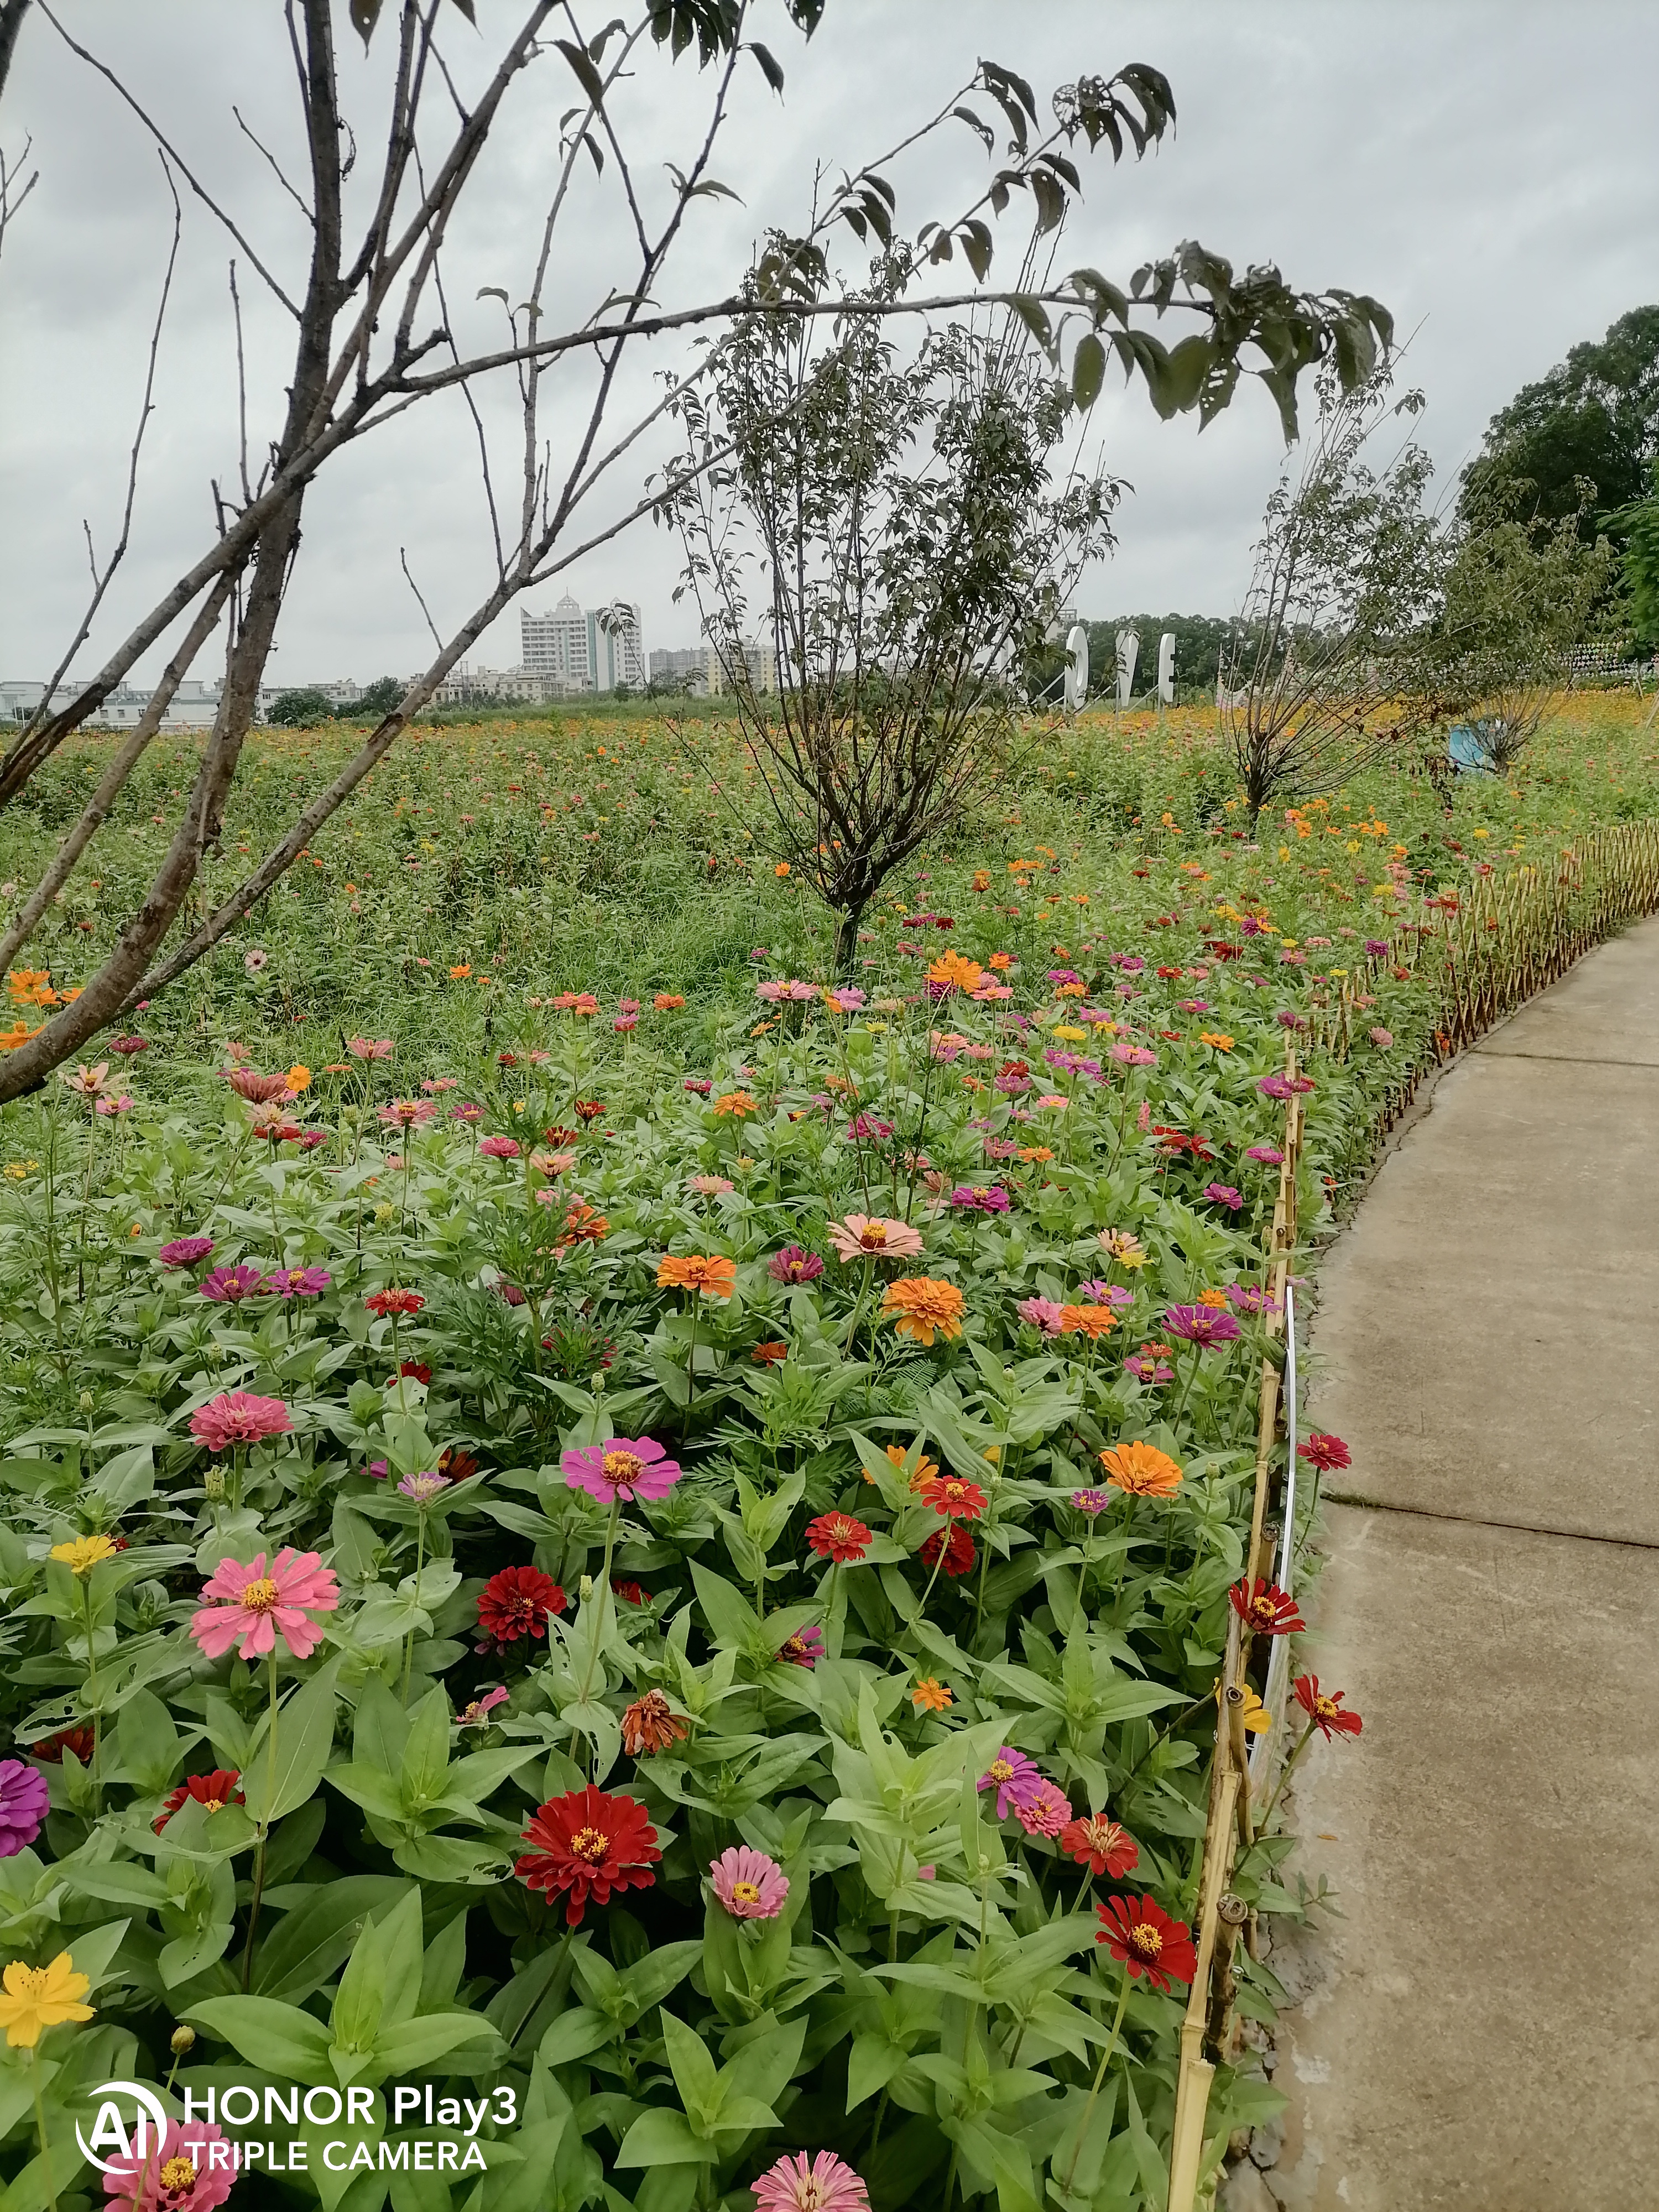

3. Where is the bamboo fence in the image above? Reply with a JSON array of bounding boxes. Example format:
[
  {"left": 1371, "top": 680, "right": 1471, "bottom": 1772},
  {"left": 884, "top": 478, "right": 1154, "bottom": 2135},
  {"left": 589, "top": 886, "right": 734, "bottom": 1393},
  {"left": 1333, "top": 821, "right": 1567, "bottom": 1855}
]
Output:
[{"left": 1166, "top": 821, "right": 1659, "bottom": 2210}]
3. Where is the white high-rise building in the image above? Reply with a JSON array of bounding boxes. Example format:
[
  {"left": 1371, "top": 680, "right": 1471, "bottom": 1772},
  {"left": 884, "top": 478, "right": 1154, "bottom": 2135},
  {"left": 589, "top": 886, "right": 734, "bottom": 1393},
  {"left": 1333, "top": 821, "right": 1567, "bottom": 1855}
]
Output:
[
  {"left": 521, "top": 594, "right": 591, "bottom": 691},
  {"left": 588, "top": 602, "right": 645, "bottom": 692}
]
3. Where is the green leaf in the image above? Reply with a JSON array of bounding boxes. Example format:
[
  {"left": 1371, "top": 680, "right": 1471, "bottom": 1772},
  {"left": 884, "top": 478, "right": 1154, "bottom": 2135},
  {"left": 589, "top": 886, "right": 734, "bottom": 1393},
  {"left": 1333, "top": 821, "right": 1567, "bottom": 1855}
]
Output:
[
  {"left": 748, "top": 40, "right": 784, "bottom": 95},
  {"left": 244, "top": 1657, "right": 342, "bottom": 1826},
  {"left": 190, "top": 1993, "right": 337, "bottom": 2082},
  {"left": 659, "top": 2010, "right": 720, "bottom": 2122},
  {"left": 117, "top": 1688, "right": 180, "bottom": 1793},
  {"left": 614, "top": 2106, "right": 713, "bottom": 2169},
  {"left": 555, "top": 36, "right": 607, "bottom": 109},
  {"left": 254, "top": 1877, "right": 409, "bottom": 2004},
  {"left": 371, "top": 2011, "right": 503, "bottom": 2079},
  {"left": 1071, "top": 332, "right": 1106, "bottom": 410}
]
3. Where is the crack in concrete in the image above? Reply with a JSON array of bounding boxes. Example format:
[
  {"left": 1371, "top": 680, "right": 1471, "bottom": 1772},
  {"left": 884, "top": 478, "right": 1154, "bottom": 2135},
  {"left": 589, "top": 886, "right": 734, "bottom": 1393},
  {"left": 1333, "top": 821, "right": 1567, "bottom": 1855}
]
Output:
[{"left": 1319, "top": 1487, "right": 1659, "bottom": 1551}]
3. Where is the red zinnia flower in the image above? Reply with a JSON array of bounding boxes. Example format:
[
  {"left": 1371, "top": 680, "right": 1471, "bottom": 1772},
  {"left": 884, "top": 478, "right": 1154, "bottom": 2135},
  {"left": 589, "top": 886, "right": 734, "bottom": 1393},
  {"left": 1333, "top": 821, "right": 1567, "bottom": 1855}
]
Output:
[
  {"left": 476, "top": 1566, "right": 566, "bottom": 1651},
  {"left": 366, "top": 1286, "right": 424, "bottom": 1318},
  {"left": 1293, "top": 1673, "right": 1363, "bottom": 1740},
  {"left": 33, "top": 1725, "right": 96, "bottom": 1765},
  {"left": 917, "top": 1474, "right": 987, "bottom": 1522},
  {"left": 1228, "top": 1578, "right": 1305, "bottom": 1637},
  {"left": 611, "top": 1579, "right": 649, "bottom": 1607},
  {"left": 1297, "top": 1431, "right": 1352, "bottom": 1472},
  {"left": 1060, "top": 1813, "right": 1140, "bottom": 1879},
  {"left": 805, "top": 1512, "right": 872, "bottom": 1564},
  {"left": 515, "top": 1785, "right": 661, "bottom": 1926},
  {"left": 1094, "top": 1893, "right": 1197, "bottom": 1994},
  {"left": 574, "top": 1099, "right": 606, "bottom": 1123},
  {"left": 920, "top": 1524, "right": 975, "bottom": 1578},
  {"left": 154, "top": 1768, "right": 244, "bottom": 1834}
]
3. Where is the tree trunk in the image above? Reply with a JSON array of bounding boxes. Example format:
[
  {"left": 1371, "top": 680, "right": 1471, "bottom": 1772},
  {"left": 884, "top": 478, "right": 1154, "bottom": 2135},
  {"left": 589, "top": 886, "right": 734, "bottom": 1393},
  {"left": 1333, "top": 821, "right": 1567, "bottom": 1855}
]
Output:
[{"left": 834, "top": 899, "right": 867, "bottom": 979}]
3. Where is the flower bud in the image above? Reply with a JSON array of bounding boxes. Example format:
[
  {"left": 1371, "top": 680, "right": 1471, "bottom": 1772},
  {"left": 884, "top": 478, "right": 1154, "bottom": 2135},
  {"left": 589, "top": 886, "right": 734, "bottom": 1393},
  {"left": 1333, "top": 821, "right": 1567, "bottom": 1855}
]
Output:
[
  {"left": 203, "top": 1467, "right": 226, "bottom": 1501},
  {"left": 170, "top": 2025, "right": 195, "bottom": 2056},
  {"left": 578, "top": 1575, "right": 593, "bottom": 1601},
  {"left": 79, "top": 1390, "right": 95, "bottom": 1411}
]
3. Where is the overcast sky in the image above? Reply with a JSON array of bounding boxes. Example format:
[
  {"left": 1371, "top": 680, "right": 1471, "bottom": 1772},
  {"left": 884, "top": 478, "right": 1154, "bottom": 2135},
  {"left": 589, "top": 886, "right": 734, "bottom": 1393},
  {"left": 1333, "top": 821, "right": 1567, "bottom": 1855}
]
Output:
[{"left": 2, "top": 0, "right": 1655, "bottom": 689}]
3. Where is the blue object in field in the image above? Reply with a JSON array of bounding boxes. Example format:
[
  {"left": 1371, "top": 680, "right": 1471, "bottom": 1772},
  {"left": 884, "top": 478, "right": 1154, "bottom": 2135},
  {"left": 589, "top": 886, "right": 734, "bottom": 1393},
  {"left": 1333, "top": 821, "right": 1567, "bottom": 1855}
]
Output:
[{"left": 1448, "top": 723, "right": 1495, "bottom": 772}]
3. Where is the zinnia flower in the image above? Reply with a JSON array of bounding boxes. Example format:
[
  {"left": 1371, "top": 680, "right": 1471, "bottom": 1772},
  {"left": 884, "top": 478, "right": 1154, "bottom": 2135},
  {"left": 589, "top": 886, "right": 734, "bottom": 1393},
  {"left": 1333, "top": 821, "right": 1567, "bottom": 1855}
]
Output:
[
  {"left": 476, "top": 1566, "right": 566, "bottom": 1651},
  {"left": 1164, "top": 1304, "right": 1242, "bottom": 1348},
  {"left": 656, "top": 1253, "right": 737, "bottom": 1298},
  {"left": 478, "top": 1135, "right": 522, "bottom": 1160},
  {"left": 456, "top": 1688, "right": 510, "bottom": 1728},
  {"left": 621, "top": 1689, "right": 688, "bottom": 1756},
  {"left": 920, "top": 1524, "right": 975, "bottom": 1577},
  {"left": 881, "top": 1276, "right": 965, "bottom": 1345},
  {"left": 102, "top": 2117, "right": 237, "bottom": 2212},
  {"left": 0, "top": 1952, "right": 94, "bottom": 2047},
  {"left": 1071, "top": 1487, "right": 1113, "bottom": 1516},
  {"left": 157, "top": 1237, "right": 214, "bottom": 1268},
  {"left": 917, "top": 1473, "right": 985, "bottom": 1521},
  {"left": 777, "top": 1624, "right": 823, "bottom": 1668},
  {"left": 1060, "top": 1812, "right": 1140, "bottom": 1878},
  {"left": 1229, "top": 1578, "right": 1305, "bottom": 1637},
  {"left": 948, "top": 1184, "right": 1011, "bottom": 1214},
  {"left": 1297, "top": 1431, "right": 1352, "bottom": 1472},
  {"left": 751, "top": 1340, "right": 788, "bottom": 1366},
  {"left": 1016, "top": 1296, "right": 1065, "bottom": 1336},
  {"left": 398, "top": 1470, "right": 451, "bottom": 1504},
  {"left": 562, "top": 1437, "right": 681, "bottom": 1504},
  {"left": 153, "top": 1769, "right": 243, "bottom": 1834},
  {"left": 198, "top": 1265, "right": 265, "bottom": 1305},
  {"left": 978, "top": 1747, "right": 1041, "bottom": 1820},
  {"left": 1203, "top": 1183, "right": 1244, "bottom": 1212},
  {"left": 190, "top": 1549, "right": 340, "bottom": 1661},
  {"left": 1094, "top": 1894, "right": 1197, "bottom": 1994},
  {"left": 31, "top": 1726, "right": 95, "bottom": 1766},
  {"left": 1246, "top": 1145, "right": 1285, "bottom": 1165},
  {"left": 1058, "top": 1303, "right": 1117, "bottom": 1340},
  {"left": 709, "top": 1844, "right": 789, "bottom": 1921},
  {"left": 188, "top": 1391, "right": 293, "bottom": 1451},
  {"left": 1098, "top": 1441, "right": 1183, "bottom": 1498},
  {"left": 0, "top": 1761, "right": 50, "bottom": 1859},
  {"left": 805, "top": 1512, "right": 872, "bottom": 1563},
  {"left": 1293, "top": 1673, "right": 1363, "bottom": 1740},
  {"left": 346, "top": 1037, "right": 394, "bottom": 1060},
  {"left": 49, "top": 1533, "right": 118, "bottom": 1576},
  {"left": 515, "top": 1786, "right": 661, "bottom": 1926},
  {"left": 911, "top": 1678, "right": 952, "bottom": 1712},
  {"left": 1014, "top": 1779, "right": 1072, "bottom": 1838},
  {"left": 752, "top": 2151, "right": 869, "bottom": 2212},
  {"left": 826, "top": 1215, "right": 925, "bottom": 1263},
  {"left": 261, "top": 1266, "right": 331, "bottom": 1298},
  {"left": 767, "top": 1245, "right": 824, "bottom": 1284},
  {"left": 1098, "top": 1229, "right": 1146, "bottom": 1267},
  {"left": 365, "top": 1286, "right": 424, "bottom": 1318}
]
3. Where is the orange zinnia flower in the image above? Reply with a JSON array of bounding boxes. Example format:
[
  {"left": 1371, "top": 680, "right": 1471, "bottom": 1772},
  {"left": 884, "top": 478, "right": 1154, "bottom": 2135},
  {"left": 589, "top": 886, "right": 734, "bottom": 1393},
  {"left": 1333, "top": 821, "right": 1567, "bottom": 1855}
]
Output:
[
  {"left": 555, "top": 1201, "right": 609, "bottom": 1248},
  {"left": 657, "top": 1253, "right": 738, "bottom": 1298},
  {"left": 712, "top": 1091, "right": 757, "bottom": 1118},
  {"left": 1196, "top": 1288, "right": 1230, "bottom": 1310},
  {"left": 881, "top": 1276, "right": 965, "bottom": 1345},
  {"left": 1098, "top": 1441, "right": 1183, "bottom": 1497},
  {"left": 927, "top": 950, "right": 984, "bottom": 994},
  {"left": 653, "top": 993, "right": 685, "bottom": 1011},
  {"left": 1058, "top": 1305, "right": 1118, "bottom": 1340},
  {"left": 911, "top": 1677, "right": 953, "bottom": 1712}
]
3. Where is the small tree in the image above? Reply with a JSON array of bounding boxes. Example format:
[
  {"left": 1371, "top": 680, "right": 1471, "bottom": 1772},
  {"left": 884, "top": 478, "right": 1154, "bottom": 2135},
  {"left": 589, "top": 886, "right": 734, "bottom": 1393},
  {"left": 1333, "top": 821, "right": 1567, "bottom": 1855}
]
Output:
[
  {"left": 267, "top": 687, "right": 338, "bottom": 728},
  {"left": 666, "top": 267, "right": 1118, "bottom": 968},
  {"left": 355, "top": 676, "right": 404, "bottom": 719},
  {"left": 1220, "top": 370, "right": 1444, "bottom": 829},
  {"left": 1434, "top": 485, "right": 1621, "bottom": 766}
]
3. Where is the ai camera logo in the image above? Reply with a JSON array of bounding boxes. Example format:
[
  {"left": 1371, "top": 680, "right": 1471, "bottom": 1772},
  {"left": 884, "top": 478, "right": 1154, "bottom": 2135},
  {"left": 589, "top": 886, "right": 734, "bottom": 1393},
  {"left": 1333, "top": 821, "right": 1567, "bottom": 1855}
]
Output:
[{"left": 76, "top": 2081, "right": 170, "bottom": 2177}]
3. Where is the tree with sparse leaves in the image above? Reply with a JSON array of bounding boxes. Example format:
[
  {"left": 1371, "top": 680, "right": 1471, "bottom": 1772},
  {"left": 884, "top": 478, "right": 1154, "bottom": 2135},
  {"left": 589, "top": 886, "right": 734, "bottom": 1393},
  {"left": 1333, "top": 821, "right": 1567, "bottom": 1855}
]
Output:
[{"left": 0, "top": 0, "right": 1390, "bottom": 1093}]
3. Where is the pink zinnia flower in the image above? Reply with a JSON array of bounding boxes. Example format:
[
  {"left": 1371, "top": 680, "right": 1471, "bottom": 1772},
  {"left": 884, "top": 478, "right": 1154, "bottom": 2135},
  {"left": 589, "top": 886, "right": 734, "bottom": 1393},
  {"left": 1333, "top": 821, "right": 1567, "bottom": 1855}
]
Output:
[
  {"left": 190, "top": 1547, "right": 339, "bottom": 1661},
  {"left": 478, "top": 1135, "right": 522, "bottom": 1160},
  {"left": 101, "top": 2114, "right": 237, "bottom": 2212},
  {"left": 198, "top": 1264, "right": 265, "bottom": 1304},
  {"left": 157, "top": 1237, "right": 214, "bottom": 1269},
  {"left": 767, "top": 1245, "right": 824, "bottom": 1284},
  {"left": 752, "top": 2151, "right": 869, "bottom": 2212},
  {"left": 456, "top": 1687, "right": 510, "bottom": 1727},
  {"left": 1014, "top": 1778, "right": 1072, "bottom": 1838},
  {"left": 346, "top": 1037, "right": 394, "bottom": 1060},
  {"left": 1016, "top": 1295, "right": 1064, "bottom": 1337},
  {"left": 189, "top": 1391, "right": 292, "bottom": 1451},
  {"left": 709, "top": 1844, "right": 789, "bottom": 1921},
  {"left": 777, "top": 1624, "right": 823, "bottom": 1669},
  {"left": 561, "top": 1436, "right": 681, "bottom": 1504},
  {"left": 825, "top": 1215, "right": 924, "bottom": 1263},
  {"left": 978, "top": 1746, "right": 1041, "bottom": 1819}
]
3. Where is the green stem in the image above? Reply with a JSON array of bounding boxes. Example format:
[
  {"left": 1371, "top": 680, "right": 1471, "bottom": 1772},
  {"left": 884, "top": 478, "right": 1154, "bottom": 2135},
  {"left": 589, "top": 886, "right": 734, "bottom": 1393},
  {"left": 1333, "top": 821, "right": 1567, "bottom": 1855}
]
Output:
[
  {"left": 241, "top": 1651, "right": 279, "bottom": 1990},
  {"left": 79, "top": 1580, "right": 101, "bottom": 1798},
  {"left": 402, "top": 1510, "right": 426, "bottom": 1702},
  {"left": 1237, "top": 1718, "right": 1317, "bottom": 1869},
  {"left": 32, "top": 2050, "right": 59, "bottom": 2212},
  {"left": 576, "top": 1496, "right": 622, "bottom": 1709},
  {"left": 1060, "top": 1965, "right": 1133, "bottom": 2193}
]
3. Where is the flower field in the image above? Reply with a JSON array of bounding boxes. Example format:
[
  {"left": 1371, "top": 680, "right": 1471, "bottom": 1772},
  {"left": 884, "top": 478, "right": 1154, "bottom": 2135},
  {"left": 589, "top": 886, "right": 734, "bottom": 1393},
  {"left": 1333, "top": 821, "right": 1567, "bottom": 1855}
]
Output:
[{"left": 0, "top": 695, "right": 1652, "bottom": 2212}]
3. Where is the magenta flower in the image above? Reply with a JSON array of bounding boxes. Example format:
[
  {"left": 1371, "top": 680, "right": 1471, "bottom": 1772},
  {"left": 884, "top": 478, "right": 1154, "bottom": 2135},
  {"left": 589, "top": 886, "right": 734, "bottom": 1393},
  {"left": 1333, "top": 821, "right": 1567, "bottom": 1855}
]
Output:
[
  {"left": 709, "top": 1844, "right": 790, "bottom": 1921},
  {"left": 1164, "top": 1305, "right": 1243, "bottom": 1349},
  {"left": 777, "top": 1624, "right": 823, "bottom": 1669},
  {"left": 977, "top": 1746, "right": 1041, "bottom": 1819},
  {"left": 753, "top": 2152, "right": 869, "bottom": 2212},
  {"left": 158, "top": 1237, "right": 215, "bottom": 1269},
  {"left": 1258, "top": 1075, "right": 1295, "bottom": 1100},
  {"left": 1072, "top": 1488, "right": 1113, "bottom": 1516},
  {"left": 561, "top": 1436, "right": 681, "bottom": 1505},
  {"left": 1077, "top": 1281, "right": 1134, "bottom": 1308},
  {"left": 1203, "top": 1183, "right": 1244, "bottom": 1212},
  {"left": 190, "top": 1547, "right": 340, "bottom": 1661},
  {"left": 1014, "top": 1778, "right": 1072, "bottom": 1839},
  {"left": 949, "top": 1184, "right": 1011, "bottom": 1213},
  {"left": 1246, "top": 1145, "right": 1285, "bottom": 1165},
  {"left": 683, "top": 1077, "right": 713, "bottom": 1095},
  {"left": 1016, "top": 1295, "right": 1065, "bottom": 1337},
  {"left": 1124, "top": 1351, "right": 1174, "bottom": 1384},
  {"left": 260, "top": 1266, "right": 332, "bottom": 1298},
  {"left": 1364, "top": 937, "right": 1391, "bottom": 958},
  {"left": 456, "top": 1687, "right": 510, "bottom": 1727},
  {"left": 767, "top": 1245, "right": 825, "bottom": 1285},
  {"left": 1369, "top": 1025, "right": 1395, "bottom": 1048},
  {"left": 398, "top": 1470, "right": 451, "bottom": 1504},
  {"left": 189, "top": 1391, "right": 293, "bottom": 1451},
  {"left": 1225, "top": 1284, "right": 1281, "bottom": 1316},
  {"left": 0, "top": 1760, "right": 50, "bottom": 1859},
  {"left": 478, "top": 1135, "right": 522, "bottom": 1160},
  {"left": 823, "top": 986, "right": 866, "bottom": 1012},
  {"left": 199, "top": 1264, "right": 265, "bottom": 1304},
  {"left": 450, "top": 1102, "right": 484, "bottom": 1123},
  {"left": 1110, "top": 1040, "right": 1159, "bottom": 1067}
]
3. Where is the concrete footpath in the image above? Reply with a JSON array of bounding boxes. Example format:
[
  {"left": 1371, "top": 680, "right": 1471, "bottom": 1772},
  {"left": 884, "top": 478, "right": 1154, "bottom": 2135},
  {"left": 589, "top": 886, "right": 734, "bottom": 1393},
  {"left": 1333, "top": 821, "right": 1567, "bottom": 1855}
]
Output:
[{"left": 1230, "top": 915, "right": 1659, "bottom": 2212}]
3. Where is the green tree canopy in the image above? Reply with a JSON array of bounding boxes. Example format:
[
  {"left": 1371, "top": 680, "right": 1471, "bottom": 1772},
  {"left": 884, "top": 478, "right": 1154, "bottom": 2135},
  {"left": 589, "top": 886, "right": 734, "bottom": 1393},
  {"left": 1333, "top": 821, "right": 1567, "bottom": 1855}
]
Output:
[
  {"left": 267, "top": 687, "right": 338, "bottom": 728},
  {"left": 1460, "top": 305, "right": 1659, "bottom": 536}
]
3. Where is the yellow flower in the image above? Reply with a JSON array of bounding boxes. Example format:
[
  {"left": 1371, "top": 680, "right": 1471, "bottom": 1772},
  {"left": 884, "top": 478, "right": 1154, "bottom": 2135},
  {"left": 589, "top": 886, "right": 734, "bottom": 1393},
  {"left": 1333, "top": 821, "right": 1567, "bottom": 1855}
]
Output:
[
  {"left": 0, "top": 1953, "right": 95, "bottom": 2048},
  {"left": 1197, "top": 1030, "right": 1235, "bottom": 1051},
  {"left": 3, "top": 1159, "right": 38, "bottom": 1179},
  {"left": 50, "top": 1533, "right": 117, "bottom": 1577},
  {"left": 1051, "top": 1025, "right": 1086, "bottom": 1042},
  {"left": 285, "top": 1064, "right": 311, "bottom": 1093},
  {"left": 1239, "top": 1687, "right": 1272, "bottom": 1735}
]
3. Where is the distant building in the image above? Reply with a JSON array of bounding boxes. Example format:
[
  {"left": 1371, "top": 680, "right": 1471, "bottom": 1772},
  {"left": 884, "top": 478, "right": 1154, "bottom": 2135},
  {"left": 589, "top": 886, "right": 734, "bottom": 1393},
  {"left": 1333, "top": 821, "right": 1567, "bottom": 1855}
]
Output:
[
  {"left": 1, "top": 676, "right": 224, "bottom": 728},
  {"left": 648, "top": 634, "right": 776, "bottom": 696},
  {"left": 589, "top": 602, "right": 645, "bottom": 692},
  {"left": 521, "top": 594, "right": 645, "bottom": 693}
]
